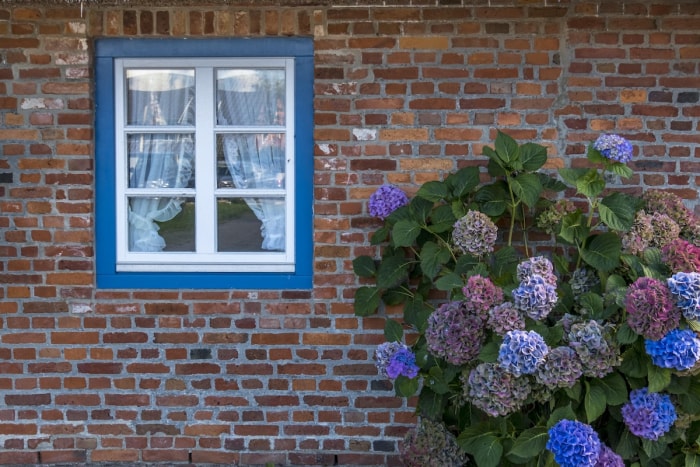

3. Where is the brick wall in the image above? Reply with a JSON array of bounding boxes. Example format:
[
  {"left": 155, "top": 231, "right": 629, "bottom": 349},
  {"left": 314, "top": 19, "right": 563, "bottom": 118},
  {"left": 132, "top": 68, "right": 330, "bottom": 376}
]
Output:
[{"left": 0, "top": 0, "right": 699, "bottom": 465}]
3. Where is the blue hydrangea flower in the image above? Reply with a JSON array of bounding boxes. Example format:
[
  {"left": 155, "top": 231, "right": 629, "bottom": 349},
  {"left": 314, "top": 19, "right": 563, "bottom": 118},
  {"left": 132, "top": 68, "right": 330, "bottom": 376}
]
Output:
[
  {"left": 464, "top": 362, "right": 531, "bottom": 417},
  {"left": 368, "top": 184, "right": 409, "bottom": 219},
  {"left": 595, "top": 444, "right": 624, "bottom": 467},
  {"left": 621, "top": 388, "right": 677, "bottom": 440},
  {"left": 386, "top": 347, "right": 419, "bottom": 379},
  {"left": 512, "top": 273, "right": 558, "bottom": 320},
  {"left": 546, "top": 419, "right": 602, "bottom": 467},
  {"left": 593, "top": 134, "right": 633, "bottom": 163},
  {"left": 645, "top": 328, "right": 700, "bottom": 371},
  {"left": 498, "top": 330, "right": 549, "bottom": 376},
  {"left": 667, "top": 271, "right": 700, "bottom": 321},
  {"left": 535, "top": 346, "right": 583, "bottom": 389},
  {"left": 568, "top": 320, "right": 621, "bottom": 378}
]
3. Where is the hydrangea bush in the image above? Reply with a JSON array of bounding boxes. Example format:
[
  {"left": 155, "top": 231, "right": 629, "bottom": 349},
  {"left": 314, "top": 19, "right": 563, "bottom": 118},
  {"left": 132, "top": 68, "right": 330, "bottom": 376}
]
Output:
[{"left": 353, "top": 131, "right": 700, "bottom": 466}]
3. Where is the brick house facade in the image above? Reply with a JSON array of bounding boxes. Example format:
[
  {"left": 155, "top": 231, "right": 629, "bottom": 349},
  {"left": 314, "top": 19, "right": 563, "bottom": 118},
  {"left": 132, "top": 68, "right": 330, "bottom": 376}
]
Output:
[{"left": 0, "top": 0, "right": 699, "bottom": 465}]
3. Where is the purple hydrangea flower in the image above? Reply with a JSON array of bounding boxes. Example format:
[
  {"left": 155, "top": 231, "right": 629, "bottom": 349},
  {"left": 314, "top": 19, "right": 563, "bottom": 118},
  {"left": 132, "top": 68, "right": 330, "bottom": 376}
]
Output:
[
  {"left": 568, "top": 320, "right": 621, "bottom": 378},
  {"left": 452, "top": 210, "right": 498, "bottom": 257},
  {"left": 662, "top": 239, "right": 700, "bottom": 274},
  {"left": 621, "top": 388, "right": 677, "bottom": 440},
  {"left": 645, "top": 328, "right": 700, "bottom": 371},
  {"left": 425, "top": 301, "right": 484, "bottom": 366},
  {"left": 625, "top": 277, "right": 680, "bottom": 340},
  {"left": 667, "top": 272, "right": 700, "bottom": 321},
  {"left": 462, "top": 275, "right": 504, "bottom": 322},
  {"left": 546, "top": 419, "right": 602, "bottom": 467},
  {"left": 595, "top": 444, "right": 624, "bottom": 467},
  {"left": 368, "top": 184, "right": 409, "bottom": 220},
  {"left": 512, "top": 274, "right": 558, "bottom": 320},
  {"left": 375, "top": 342, "right": 418, "bottom": 379},
  {"left": 517, "top": 256, "right": 557, "bottom": 285},
  {"left": 593, "top": 134, "right": 634, "bottom": 163},
  {"left": 487, "top": 302, "right": 525, "bottom": 336},
  {"left": 465, "top": 362, "right": 531, "bottom": 417},
  {"left": 498, "top": 330, "right": 549, "bottom": 377},
  {"left": 535, "top": 346, "right": 583, "bottom": 389}
]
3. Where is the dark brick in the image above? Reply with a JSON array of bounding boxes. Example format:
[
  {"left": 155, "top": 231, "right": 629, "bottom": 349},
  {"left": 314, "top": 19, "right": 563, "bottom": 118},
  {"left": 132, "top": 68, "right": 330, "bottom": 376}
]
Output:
[{"left": 678, "top": 92, "right": 700, "bottom": 103}]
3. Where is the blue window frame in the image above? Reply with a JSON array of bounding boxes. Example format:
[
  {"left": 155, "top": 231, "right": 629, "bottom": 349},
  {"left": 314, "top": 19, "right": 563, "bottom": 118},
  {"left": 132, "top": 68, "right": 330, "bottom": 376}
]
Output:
[{"left": 95, "top": 38, "right": 313, "bottom": 289}]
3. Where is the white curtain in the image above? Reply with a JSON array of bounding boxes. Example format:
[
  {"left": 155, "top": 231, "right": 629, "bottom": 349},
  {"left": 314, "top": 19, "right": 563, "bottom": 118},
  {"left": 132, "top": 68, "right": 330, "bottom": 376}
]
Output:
[
  {"left": 219, "top": 87, "right": 286, "bottom": 251},
  {"left": 127, "top": 78, "right": 194, "bottom": 252}
]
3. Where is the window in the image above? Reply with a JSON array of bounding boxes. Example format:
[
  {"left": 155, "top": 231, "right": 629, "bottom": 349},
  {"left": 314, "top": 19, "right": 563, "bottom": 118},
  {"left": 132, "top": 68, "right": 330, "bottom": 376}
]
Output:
[{"left": 95, "top": 38, "right": 313, "bottom": 289}]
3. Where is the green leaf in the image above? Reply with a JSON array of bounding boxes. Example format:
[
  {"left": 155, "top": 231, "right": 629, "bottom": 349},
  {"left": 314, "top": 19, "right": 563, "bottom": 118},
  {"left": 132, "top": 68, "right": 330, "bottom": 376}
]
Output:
[
  {"left": 576, "top": 168, "right": 605, "bottom": 199},
  {"left": 559, "top": 210, "right": 588, "bottom": 244},
  {"left": 616, "top": 323, "right": 640, "bottom": 345},
  {"left": 587, "top": 144, "right": 607, "bottom": 165},
  {"left": 609, "top": 162, "right": 634, "bottom": 179},
  {"left": 352, "top": 255, "right": 376, "bottom": 278},
  {"left": 619, "top": 346, "right": 649, "bottom": 379},
  {"left": 580, "top": 232, "right": 621, "bottom": 272},
  {"left": 494, "top": 130, "right": 520, "bottom": 166},
  {"left": 685, "top": 453, "right": 700, "bottom": 467},
  {"left": 558, "top": 167, "right": 589, "bottom": 186},
  {"left": 641, "top": 438, "right": 667, "bottom": 459},
  {"left": 370, "top": 225, "right": 390, "bottom": 245},
  {"left": 458, "top": 431, "right": 503, "bottom": 467},
  {"left": 353, "top": 286, "right": 382, "bottom": 317},
  {"left": 647, "top": 363, "right": 672, "bottom": 393},
  {"left": 599, "top": 192, "right": 637, "bottom": 231},
  {"left": 508, "top": 426, "right": 548, "bottom": 460},
  {"left": 596, "top": 372, "right": 629, "bottom": 405},
  {"left": 417, "top": 387, "right": 445, "bottom": 419},
  {"left": 585, "top": 381, "right": 607, "bottom": 422},
  {"left": 547, "top": 404, "right": 577, "bottom": 427},
  {"left": 425, "top": 366, "right": 454, "bottom": 395},
  {"left": 492, "top": 245, "right": 520, "bottom": 280},
  {"left": 520, "top": 142, "right": 548, "bottom": 172},
  {"left": 384, "top": 319, "right": 403, "bottom": 342},
  {"left": 486, "top": 156, "right": 508, "bottom": 177},
  {"left": 376, "top": 255, "right": 410, "bottom": 289},
  {"left": 510, "top": 173, "right": 543, "bottom": 208},
  {"left": 417, "top": 180, "right": 448, "bottom": 202},
  {"left": 577, "top": 292, "right": 604, "bottom": 318},
  {"left": 428, "top": 204, "right": 457, "bottom": 233},
  {"left": 435, "top": 272, "right": 464, "bottom": 292},
  {"left": 403, "top": 295, "right": 432, "bottom": 332},
  {"left": 478, "top": 341, "right": 500, "bottom": 363},
  {"left": 395, "top": 375, "right": 419, "bottom": 397},
  {"left": 475, "top": 182, "right": 508, "bottom": 217},
  {"left": 419, "top": 241, "right": 452, "bottom": 280},
  {"left": 615, "top": 428, "right": 640, "bottom": 460},
  {"left": 539, "top": 173, "right": 568, "bottom": 192},
  {"left": 409, "top": 196, "right": 434, "bottom": 224},
  {"left": 391, "top": 219, "right": 422, "bottom": 247},
  {"left": 447, "top": 166, "right": 481, "bottom": 198}
]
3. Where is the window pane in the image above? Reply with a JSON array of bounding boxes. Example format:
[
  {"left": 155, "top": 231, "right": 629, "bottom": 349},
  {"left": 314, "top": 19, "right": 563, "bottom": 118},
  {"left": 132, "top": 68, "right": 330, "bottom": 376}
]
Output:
[
  {"left": 217, "top": 134, "right": 285, "bottom": 189},
  {"left": 126, "top": 69, "right": 195, "bottom": 126},
  {"left": 128, "top": 197, "right": 195, "bottom": 252},
  {"left": 216, "top": 69, "right": 285, "bottom": 126},
  {"left": 127, "top": 134, "right": 195, "bottom": 189},
  {"left": 217, "top": 198, "right": 285, "bottom": 252}
]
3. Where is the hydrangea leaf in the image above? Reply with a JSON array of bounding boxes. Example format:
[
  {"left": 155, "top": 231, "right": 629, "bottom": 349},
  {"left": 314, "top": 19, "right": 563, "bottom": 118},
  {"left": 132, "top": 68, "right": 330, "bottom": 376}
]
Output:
[
  {"left": 558, "top": 167, "right": 589, "bottom": 187},
  {"left": 409, "top": 196, "right": 434, "bottom": 224},
  {"left": 384, "top": 319, "right": 403, "bottom": 343},
  {"left": 596, "top": 372, "right": 628, "bottom": 405},
  {"left": 508, "top": 426, "right": 548, "bottom": 460},
  {"left": 369, "top": 225, "right": 390, "bottom": 245},
  {"left": 642, "top": 438, "right": 667, "bottom": 460},
  {"left": 477, "top": 341, "right": 500, "bottom": 363},
  {"left": 615, "top": 428, "right": 640, "bottom": 460},
  {"left": 619, "top": 346, "right": 648, "bottom": 379},
  {"left": 417, "top": 386, "right": 446, "bottom": 419},
  {"left": 576, "top": 168, "right": 605, "bottom": 199},
  {"left": 616, "top": 323, "right": 639, "bottom": 345},
  {"left": 539, "top": 172, "right": 568, "bottom": 192},
  {"left": 510, "top": 173, "right": 543, "bottom": 208},
  {"left": 416, "top": 180, "right": 448, "bottom": 202},
  {"left": 427, "top": 204, "right": 457, "bottom": 233},
  {"left": 425, "top": 366, "right": 452, "bottom": 395},
  {"left": 520, "top": 142, "right": 548, "bottom": 172},
  {"left": 458, "top": 431, "right": 503, "bottom": 467},
  {"left": 546, "top": 404, "right": 577, "bottom": 428},
  {"left": 353, "top": 286, "right": 381, "bottom": 317},
  {"left": 492, "top": 245, "right": 519, "bottom": 281},
  {"left": 352, "top": 255, "right": 376, "bottom": 278},
  {"left": 584, "top": 381, "right": 607, "bottom": 422},
  {"left": 609, "top": 162, "right": 634, "bottom": 179},
  {"left": 475, "top": 182, "right": 509, "bottom": 217},
  {"left": 419, "top": 241, "right": 451, "bottom": 280},
  {"left": 391, "top": 219, "right": 422, "bottom": 247},
  {"left": 678, "top": 378, "right": 700, "bottom": 413},
  {"left": 599, "top": 192, "right": 636, "bottom": 231},
  {"left": 435, "top": 272, "right": 464, "bottom": 292},
  {"left": 647, "top": 362, "right": 672, "bottom": 393},
  {"left": 447, "top": 166, "right": 480, "bottom": 198},
  {"left": 494, "top": 130, "right": 520, "bottom": 167},
  {"left": 403, "top": 295, "right": 431, "bottom": 333},
  {"left": 395, "top": 375, "right": 419, "bottom": 397},
  {"left": 577, "top": 292, "right": 604, "bottom": 318},
  {"left": 685, "top": 453, "right": 700, "bottom": 467},
  {"left": 559, "top": 211, "right": 588, "bottom": 244},
  {"left": 587, "top": 145, "right": 606, "bottom": 165},
  {"left": 376, "top": 255, "right": 410, "bottom": 289},
  {"left": 580, "top": 232, "right": 621, "bottom": 272}
]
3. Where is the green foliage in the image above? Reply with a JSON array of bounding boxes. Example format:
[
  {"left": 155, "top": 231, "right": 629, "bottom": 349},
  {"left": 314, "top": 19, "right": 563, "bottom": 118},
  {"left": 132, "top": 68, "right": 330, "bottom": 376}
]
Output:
[{"left": 354, "top": 131, "right": 700, "bottom": 466}]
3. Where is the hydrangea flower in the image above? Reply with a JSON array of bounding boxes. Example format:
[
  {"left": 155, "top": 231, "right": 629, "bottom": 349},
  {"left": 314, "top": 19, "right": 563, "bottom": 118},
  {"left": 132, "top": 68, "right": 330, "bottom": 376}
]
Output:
[
  {"left": 593, "top": 134, "right": 633, "bottom": 163},
  {"left": 452, "top": 210, "right": 498, "bottom": 257},
  {"left": 569, "top": 267, "right": 600, "bottom": 297},
  {"left": 386, "top": 347, "right": 419, "bottom": 379},
  {"left": 368, "top": 184, "right": 409, "bottom": 219},
  {"left": 667, "top": 272, "right": 700, "bottom": 321},
  {"left": 622, "top": 210, "right": 681, "bottom": 256},
  {"left": 621, "top": 388, "right": 677, "bottom": 440},
  {"left": 625, "top": 277, "right": 680, "bottom": 340},
  {"left": 568, "top": 320, "right": 621, "bottom": 378},
  {"left": 375, "top": 342, "right": 418, "bottom": 379},
  {"left": 662, "top": 239, "right": 700, "bottom": 274},
  {"left": 399, "top": 418, "right": 469, "bottom": 467},
  {"left": 425, "top": 301, "right": 484, "bottom": 366},
  {"left": 487, "top": 302, "right": 525, "bottom": 336},
  {"left": 535, "top": 346, "right": 583, "bottom": 389},
  {"left": 464, "top": 362, "right": 531, "bottom": 417},
  {"left": 645, "top": 328, "right": 700, "bottom": 371},
  {"left": 537, "top": 199, "right": 577, "bottom": 235},
  {"left": 498, "top": 330, "right": 549, "bottom": 377},
  {"left": 595, "top": 444, "right": 624, "bottom": 467},
  {"left": 462, "top": 275, "right": 504, "bottom": 322},
  {"left": 512, "top": 274, "right": 558, "bottom": 320},
  {"left": 546, "top": 419, "right": 602, "bottom": 467},
  {"left": 644, "top": 189, "right": 695, "bottom": 235},
  {"left": 517, "top": 256, "right": 557, "bottom": 285}
]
